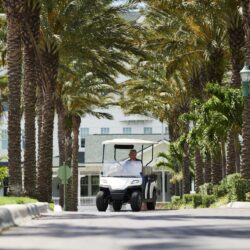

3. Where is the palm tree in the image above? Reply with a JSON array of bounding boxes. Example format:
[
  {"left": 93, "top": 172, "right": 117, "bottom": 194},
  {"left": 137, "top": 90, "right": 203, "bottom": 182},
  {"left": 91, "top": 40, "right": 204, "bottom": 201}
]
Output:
[
  {"left": 22, "top": 0, "right": 40, "bottom": 197},
  {"left": 3, "top": 0, "right": 24, "bottom": 196},
  {"left": 37, "top": 40, "right": 59, "bottom": 202},
  {"left": 241, "top": 0, "right": 250, "bottom": 179}
]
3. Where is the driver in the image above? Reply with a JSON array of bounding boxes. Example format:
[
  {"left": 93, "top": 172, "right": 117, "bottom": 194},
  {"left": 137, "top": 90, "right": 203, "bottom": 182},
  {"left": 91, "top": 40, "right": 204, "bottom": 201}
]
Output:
[{"left": 122, "top": 149, "right": 142, "bottom": 175}]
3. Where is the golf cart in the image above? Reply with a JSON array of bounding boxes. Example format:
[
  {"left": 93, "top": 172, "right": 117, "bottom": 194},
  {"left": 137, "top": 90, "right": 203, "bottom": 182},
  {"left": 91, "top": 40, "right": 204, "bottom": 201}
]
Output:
[{"left": 96, "top": 138, "right": 157, "bottom": 212}]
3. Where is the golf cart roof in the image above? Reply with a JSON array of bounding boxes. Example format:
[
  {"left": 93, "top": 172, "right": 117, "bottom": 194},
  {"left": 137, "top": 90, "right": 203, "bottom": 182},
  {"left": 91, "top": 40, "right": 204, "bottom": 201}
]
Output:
[{"left": 102, "top": 138, "right": 157, "bottom": 145}]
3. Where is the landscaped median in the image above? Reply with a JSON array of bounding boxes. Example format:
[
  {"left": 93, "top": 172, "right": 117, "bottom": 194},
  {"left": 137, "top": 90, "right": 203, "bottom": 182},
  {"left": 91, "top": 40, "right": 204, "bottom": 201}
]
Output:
[{"left": 0, "top": 197, "right": 48, "bottom": 232}]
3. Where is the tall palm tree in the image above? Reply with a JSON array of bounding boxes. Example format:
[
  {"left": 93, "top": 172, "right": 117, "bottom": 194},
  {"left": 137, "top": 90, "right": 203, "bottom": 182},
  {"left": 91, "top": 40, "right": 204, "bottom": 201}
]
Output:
[
  {"left": 241, "top": 0, "right": 250, "bottom": 179},
  {"left": 3, "top": 0, "right": 24, "bottom": 195},
  {"left": 21, "top": 0, "right": 40, "bottom": 197},
  {"left": 37, "top": 40, "right": 59, "bottom": 202}
]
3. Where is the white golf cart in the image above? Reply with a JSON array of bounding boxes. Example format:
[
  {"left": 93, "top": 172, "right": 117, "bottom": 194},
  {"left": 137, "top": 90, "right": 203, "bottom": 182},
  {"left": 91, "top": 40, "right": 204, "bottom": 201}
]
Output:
[{"left": 96, "top": 138, "right": 157, "bottom": 212}]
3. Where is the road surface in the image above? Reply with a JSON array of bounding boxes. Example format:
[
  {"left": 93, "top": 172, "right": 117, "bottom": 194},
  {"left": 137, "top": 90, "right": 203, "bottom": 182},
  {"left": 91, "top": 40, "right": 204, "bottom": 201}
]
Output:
[{"left": 1, "top": 208, "right": 250, "bottom": 250}]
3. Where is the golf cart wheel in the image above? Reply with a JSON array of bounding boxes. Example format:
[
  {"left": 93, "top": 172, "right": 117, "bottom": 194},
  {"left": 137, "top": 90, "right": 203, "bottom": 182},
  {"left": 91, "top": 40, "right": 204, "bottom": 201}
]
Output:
[
  {"left": 113, "top": 200, "right": 122, "bottom": 211},
  {"left": 130, "top": 191, "right": 142, "bottom": 212},
  {"left": 146, "top": 189, "right": 156, "bottom": 210},
  {"left": 96, "top": 191, "right": 108, "bottom": 212}
]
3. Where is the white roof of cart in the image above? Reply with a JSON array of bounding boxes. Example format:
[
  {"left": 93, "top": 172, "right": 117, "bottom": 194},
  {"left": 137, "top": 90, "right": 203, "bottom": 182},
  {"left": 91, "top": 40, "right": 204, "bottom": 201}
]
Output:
[{"left": 102, "top": 138, "right": 157, "bottom": 145}]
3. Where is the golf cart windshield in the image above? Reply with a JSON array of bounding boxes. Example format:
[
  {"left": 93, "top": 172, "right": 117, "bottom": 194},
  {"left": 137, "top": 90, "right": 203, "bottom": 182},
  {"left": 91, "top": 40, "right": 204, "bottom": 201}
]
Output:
[{"left": 102, "top": 160, "right": 142, "bottom": 177}]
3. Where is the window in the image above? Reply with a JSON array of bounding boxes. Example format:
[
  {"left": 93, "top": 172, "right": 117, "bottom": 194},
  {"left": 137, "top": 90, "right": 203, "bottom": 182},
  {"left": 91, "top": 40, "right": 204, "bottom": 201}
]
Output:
[
  {"left": 78, "top": 152, "right": 85, "bottom": 163},
  {"left": 1, "top": 129, "right": 8, "bottom": 150},
  {"left": 80, "top": 128, "right": 89, "bottom": 148},
  {"left": 144, "top": 127, "right": 152, "bottom": 134},
  {"left": 123, "top": 127, "right": 131, "bottom": 134},
  {"left": 91, "top": 175, "right": 100, "bottom": 196},
  {"left": 101, "top": 128, "right": 110, "bottom": 134},
  {"left": 80, "top": 176, "right": 88, "bottom": 196}
]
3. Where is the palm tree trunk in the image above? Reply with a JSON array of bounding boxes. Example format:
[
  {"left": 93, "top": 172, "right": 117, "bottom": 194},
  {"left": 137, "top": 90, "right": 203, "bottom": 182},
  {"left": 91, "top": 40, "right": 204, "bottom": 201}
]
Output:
[
  {"left": 221, "top": 140, "right": 227, "bottom": 178},
  {"left": 56, "top": 98, "right": 66, "bottom": 207},
  {"left": 194, "top": 147, "right": 203, "bottom": 192},
  {"left": 226, "top": 130, "right": 236, "bottom": 175},
  {"left": 182, "top": 142, "right": 191, "bottom": 194},
  {"left": 72, "top": 115, "right": 81, "bottom": 211},
  {"left": 235, "top": 134, "right": 241, "bottom": 173},
  {"left": 65, "top": 125, "right": 72, "bottom": 210},
  {"left": 211, "top": 147, "right": 223, "bottom": 184},
  {"left": 226, "top": 9, "right": 244, "bottom": 177},
  {"left": 241, "top": 96, "right": 250, "bottom": 179},
  {"left": 22, "top": 3, "right": 40, "bottom": 197},
  {"left": 204, "top": 152, "right": 211, "bottom": 183},
  {"left": 4, "top": 0, "right": 23, "bottom": 196},
  {"left": 37, "top": 49, "right": 58, "bottom": 202},
  {"left": 241, "top": 0, "right": 250, "bottom": 179}
]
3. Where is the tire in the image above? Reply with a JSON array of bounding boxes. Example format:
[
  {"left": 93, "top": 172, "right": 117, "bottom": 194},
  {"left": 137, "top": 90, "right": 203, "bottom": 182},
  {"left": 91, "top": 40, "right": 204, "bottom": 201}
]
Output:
[
  {"left": 146, "top": 189, "right": 156, "bottom": 210},
  {"left": 113, "top": 200, "right": 122, "bottom": 211},
  {"left": 96, "top": 191, "right": 108, "bottom": 212},
  {"left": 130, "top": 191, "right": 142, "bottom": 212}
]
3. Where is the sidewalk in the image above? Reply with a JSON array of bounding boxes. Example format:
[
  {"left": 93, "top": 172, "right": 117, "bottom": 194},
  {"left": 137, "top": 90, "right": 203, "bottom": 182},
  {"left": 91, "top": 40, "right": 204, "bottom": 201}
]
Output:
[{"left": 0, "top": 202, "right": 48, "bottom": 232}]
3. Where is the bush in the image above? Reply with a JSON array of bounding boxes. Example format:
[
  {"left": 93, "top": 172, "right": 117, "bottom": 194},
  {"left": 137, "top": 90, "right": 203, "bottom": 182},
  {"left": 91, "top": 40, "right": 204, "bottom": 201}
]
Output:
[
  {"left": 164, "top": 196, "right": 183, "bottom": 210},
  {"left": 202, "top": 195, "right": 216, "bottom": 207},
  {"left": 0, "top": 166, "right": 8, "bottom": 187},
  {"left": 228, "top": 178, "right": 250, "bottom": 201},
  {"left": 199, "top": 183, "right": 213, "bottom": 195},
  {"left": 212, "top": 184, "right": 227, "bottom": 198},
  {"left": 183, "top": 194, "right": 193, "bottom": 204},
  {"left": 246, "top": 192, "right": 250, "bottom": 202},
  {"left": 183, "top": 194, "right": 203, "bottom": 208}
]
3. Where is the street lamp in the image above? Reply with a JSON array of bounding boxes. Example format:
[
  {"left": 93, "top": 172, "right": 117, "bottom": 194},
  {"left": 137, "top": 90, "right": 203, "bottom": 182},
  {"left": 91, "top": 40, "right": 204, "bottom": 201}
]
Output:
[{"left": 240, "top": 65, "right": 250, "bottom": 97}]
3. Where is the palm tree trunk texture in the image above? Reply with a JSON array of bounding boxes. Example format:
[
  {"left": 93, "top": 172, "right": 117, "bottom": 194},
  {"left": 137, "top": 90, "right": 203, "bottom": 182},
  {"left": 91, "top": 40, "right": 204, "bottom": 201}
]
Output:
[
  {"left": 206, "top": 47, "right": 224, "bottom": 84},
  {"left": 226, "top": 12, "right": 244, "bottom": 177},
  {"left": 241, "top": 95, "right": 250, "bottom": 179},
  {"left": 194, "top": 147, "right": 204, "bottom": 192},
  {"left": 72, "top": 115, "right": 81, "bottom": 211},
  {"left": 5, "top": 0, "right": 23, "bottom": 196},
  {"left": 56, "top": 99, "right": 66, "bottom": 207},
  {"left": 221, "top": 141, "right": 227, "bottom": 178},
  {"left": 37, "top": 89, "right": 54, "bottom": 202},
  {"left": 182, "top": 143, "right": 191, "bottom": 194},
  {"left": 241, "top": 0, "right": 250, "bottom": 179},
  {"left": 22, "top": 4, "right": 40, "bottom": 197},
  {"left": 37, "top": 50, "right": 58, "bottom": 202},
  {"left": 169, "top": 118, "right": 181, "bottom": 195},
  {"left": 235, "top": 134, "right": 241, "bottom": 173},
  {"left": 226, "top": 131, "right": 237, "bottom": 175},
  {"left": 204, "top": 152, "right": 211, "bottom": 183},
  {"left": 211, "top": 148, "right": 223, "bottom": 185},
  {"left": 65, "top": 126, "right": 73, "bottom": 211}
]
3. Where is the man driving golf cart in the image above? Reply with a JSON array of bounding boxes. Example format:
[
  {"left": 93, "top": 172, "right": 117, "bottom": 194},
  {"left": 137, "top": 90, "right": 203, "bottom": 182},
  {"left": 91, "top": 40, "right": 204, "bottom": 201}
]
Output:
[{"left": 96, "top": 138, "right": 157, "bottom": 212}]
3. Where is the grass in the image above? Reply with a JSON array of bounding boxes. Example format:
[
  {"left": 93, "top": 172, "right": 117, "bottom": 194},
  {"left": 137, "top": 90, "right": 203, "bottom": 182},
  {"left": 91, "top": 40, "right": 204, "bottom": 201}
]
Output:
[
  {"left": 161, "top": 195, "right": 230, "bottom": 210},
  {"left": 209, "top": 195, "right": 230, "bottom": 208},
  {"left": 0, "top": 196, "right": 38, "bottom": 205}
]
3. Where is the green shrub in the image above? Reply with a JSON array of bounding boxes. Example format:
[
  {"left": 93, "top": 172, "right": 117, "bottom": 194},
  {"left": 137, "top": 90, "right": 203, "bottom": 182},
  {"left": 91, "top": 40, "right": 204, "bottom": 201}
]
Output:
[
  {"left": 212, "top": 184, "right": 227, "bottom": 198},
  {"left": 183, "top": 194, "right": 193, "bottom": 204},
  {"left": 0, "top": 166, "right": 8, "bottom": 187},
  {"left": 164, "top": 196, "right": 183, "bottom": 209},
  {"left": 199, "top": 183, "right": 213, "bottom": 195},
  {"left": 183, "top": 194, "right": 203, "bottom": 208},
  {"left": 245, "top": 192, "right": 250, "bottom": 202},
  {"left": 202, "top": 195, "right": 216, "bottom": 207},
  {"left": 192, "top": 194, "right": 203, "bottom": 208},
  {"left": 228, "top": 178, "right": 250, "bottom": 201}
]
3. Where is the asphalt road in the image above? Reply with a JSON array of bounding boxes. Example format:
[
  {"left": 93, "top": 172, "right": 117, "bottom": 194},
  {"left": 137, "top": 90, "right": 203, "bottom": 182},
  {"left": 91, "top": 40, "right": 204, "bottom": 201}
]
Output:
[{"left": 1, "top": 208, "right": 250, "bottom": 250}]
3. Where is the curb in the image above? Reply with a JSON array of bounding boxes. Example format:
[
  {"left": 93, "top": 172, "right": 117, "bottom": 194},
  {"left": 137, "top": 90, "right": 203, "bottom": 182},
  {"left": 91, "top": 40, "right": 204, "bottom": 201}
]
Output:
[
  {"left": 0, "top": 202, "right": 48, "bottom": 232},
  {"left": 226, "top": 201, "right": 250, "bottom": 208}
]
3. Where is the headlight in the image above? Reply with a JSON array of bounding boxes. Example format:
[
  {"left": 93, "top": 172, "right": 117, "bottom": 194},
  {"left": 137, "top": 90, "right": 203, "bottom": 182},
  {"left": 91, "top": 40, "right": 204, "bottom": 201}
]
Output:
[{"left": 131, "top": 180, "right": 139, "bottom": 184}]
